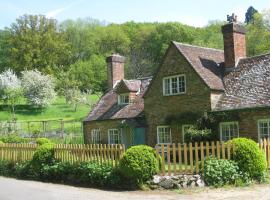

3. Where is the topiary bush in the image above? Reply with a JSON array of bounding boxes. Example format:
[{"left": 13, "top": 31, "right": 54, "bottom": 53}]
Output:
[
  {"left": 36, "top": 138, "right": 51, "bottom": 145},
  {"left": 229, "top": 138, "right": 267, "bottom": 181},
  {"left": 119, "top": 145, "right": 160, "bottom": 184},
  {"left": 203, "top": 156, "right": 241, "bottom": 187}
]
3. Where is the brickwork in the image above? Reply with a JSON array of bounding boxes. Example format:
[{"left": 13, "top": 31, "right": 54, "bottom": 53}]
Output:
[{"left": 144, "top": 45, "right": 212, "bottom": 146}]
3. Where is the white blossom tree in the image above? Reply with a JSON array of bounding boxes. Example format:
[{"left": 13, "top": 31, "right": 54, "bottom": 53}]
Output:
[
  {"left": 21, "top": 70, "right": 56, "bottom": 107},
  {"left": 0, "top": 69, "right": 23, "bottom": 120}
]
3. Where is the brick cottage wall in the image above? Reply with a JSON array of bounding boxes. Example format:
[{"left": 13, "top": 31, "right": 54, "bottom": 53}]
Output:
[
  {"left": 83, "top": 119, "right": 124, "bottom": 144},
  {"left": 144, "top": 45, "right": 212, "bottom": 146}
]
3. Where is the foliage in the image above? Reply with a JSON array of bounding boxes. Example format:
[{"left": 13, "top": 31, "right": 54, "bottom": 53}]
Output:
[
  {"left": 3, "top": 14, "right": 71, "bottom": 73},
  {"left": 119, "top": 145, "right": 160, "bottom": 184},
  {"left": 0, "top": 69, "right": 23, "bottom": 119},
  {"left": 229, "top": 138, "right": 267, "bottom": 181},
  {"left": 245, "top": 6, "right": 258, "bottom": 24},
  {"left": 203, "top": 156, "right": 241, "bottom": 187},
  {"left": 184, "top": 126, "right": 214, "bottom": 143},
  {"left": 21, "top": 70, "right": 56, "bottom": 107},
  {"left": 0, "top": 135, "right": 30, "bottom": 143},
  {"left": 36, "top": 138, "right": 51, "bottom": 145}
]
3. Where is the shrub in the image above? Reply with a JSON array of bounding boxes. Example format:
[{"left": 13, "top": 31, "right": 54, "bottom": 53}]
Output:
[
  {"left": 36, "top": 138, "right": 51, "bottom": 145},
  {"left": 119, "top": 145, "right": 160, "bottom": 184},
  {"left": 203, "top": 157, "right": 240, "bottom": 187},
  {"left": 0, "top": 141, "right": 4, "bottom": 144},
  {"left": 229, "top": 138, "right": 267, "bottom": 181},
  {"left": 184, "top": 126, "right": 214, "bottom": 143},
  {"left": 0, "top": 135, "right": 29, "bottom": 143}
]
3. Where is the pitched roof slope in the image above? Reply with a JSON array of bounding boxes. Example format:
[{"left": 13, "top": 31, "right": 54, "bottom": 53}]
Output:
[
  {"left": 173, "top": 42, "right": 225, "bottom": 91},
  {"left": 84, "top": 78, "right": 151, "bottom": 122},
  {"left": 215, "top": 53, "right": 270, "bottom": 111}
]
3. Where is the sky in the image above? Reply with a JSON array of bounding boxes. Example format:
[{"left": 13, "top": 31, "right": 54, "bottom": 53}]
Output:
[{"left": 0, "top": 0, "right": 270, "bottom": 29}]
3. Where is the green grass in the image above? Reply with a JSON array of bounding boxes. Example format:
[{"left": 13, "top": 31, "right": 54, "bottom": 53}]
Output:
[{"left": 0, "top": 95, "right": 99, "bottom": 121}]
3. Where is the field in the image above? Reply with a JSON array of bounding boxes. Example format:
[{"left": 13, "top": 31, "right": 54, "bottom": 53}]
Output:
[{"left": 0, "top": 95, "right": 99, "bottom": 122}]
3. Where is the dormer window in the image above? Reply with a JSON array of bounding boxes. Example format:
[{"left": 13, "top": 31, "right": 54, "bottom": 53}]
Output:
[
  {"left": 163, "top": 74, "right": 186, "bottom": 96},
  {"left": 118, "top": 93, "right": 129, "bottom": 105}
]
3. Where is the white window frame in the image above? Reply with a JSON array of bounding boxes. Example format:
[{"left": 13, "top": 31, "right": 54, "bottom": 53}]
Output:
[
  {"left": 108, "top": 129, "right": 122, "bottom": 144},
  {"left": 118, "top": 93, "right": 130, "bottom": 105},
  {"left": 157, "top": 126, "right": 172, "bottom": 144},
  {"left": 91, "top": 129, "right": 101, "bottom": 144},
  {"left": 182, "top": 124, "right": 194, "bottom": 143},
  {"left": 163, "top": 74, "right": 186, "bottom": 96},
  {"left": 219, "top": 122, "right": 239, "bottom": 141},
  {"left": 257, "top": 119, "right": 270, "bottom": 141}
]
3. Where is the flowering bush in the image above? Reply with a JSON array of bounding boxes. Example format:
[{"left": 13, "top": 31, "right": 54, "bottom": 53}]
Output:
[{"left": 21, "top": 70, "right": 56, "bottom": 107}]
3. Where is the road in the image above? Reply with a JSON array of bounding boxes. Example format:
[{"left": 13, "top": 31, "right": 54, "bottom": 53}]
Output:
[{"left": 0, "top": 177, "right": 270, "bottom": 200}]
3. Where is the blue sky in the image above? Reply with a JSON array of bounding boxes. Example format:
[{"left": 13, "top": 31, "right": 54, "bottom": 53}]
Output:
[{"left": 0, "top": 0, "right": 269, "bottom": 29}]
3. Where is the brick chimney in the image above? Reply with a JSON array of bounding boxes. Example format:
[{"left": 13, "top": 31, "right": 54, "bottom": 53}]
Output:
[
  {"left": 221, "top": 22, "right": 246, "bottom": 69},
  {"left": 106, "top": 54, "right": 125, "bottom": 89}
]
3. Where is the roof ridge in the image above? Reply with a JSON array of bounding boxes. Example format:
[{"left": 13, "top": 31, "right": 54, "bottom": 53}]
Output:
[
  {"left": 172, "top": 41, "right": 224, "bottom": 52},
  {"left": 238, "top": 52, "right": 270, "bottom": 62}
]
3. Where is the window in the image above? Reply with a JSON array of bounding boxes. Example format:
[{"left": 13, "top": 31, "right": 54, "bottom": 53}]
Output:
[
  {"left": 182, "top": 124, "right": 194, "bottom": 143},
  {"left": 163, "top": 74, "right": 186, "bottom": 96},
  {"left": 258, "top": 119, "right": 270, "bottom": 140},
  {"left": 118, "top": 94, "right": 129, "bottom": 105},
  {"left": 220, "top": 122, "right": 239, "bottom": 141},
  {"left": 157, "top": 126, "right": 171, "bottom": 144},
  {"left": 108, "top": 129, "right": 121, "bottom": 144},
  {"left": 91, "top": 129, "right": 100, "bottom": 144}
]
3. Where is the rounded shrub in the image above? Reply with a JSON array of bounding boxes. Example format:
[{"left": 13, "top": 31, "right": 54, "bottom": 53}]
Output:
[
  {"left": 36, "top": 138, "right": 51, "bottom": 145},
  {"left": 0, "top": 141, "right": 4, "bottom": 144},
  {"left": 229, "top": 138, "right": 267, "bottom": 181},
  {"left": 119, "top": 145, "right": 160, "bottom": 184},
  {"left": 203, "top": 156, "right": 240, "bottom": 187},
  {"left": 32, "top": 143, "right": 55, "bottom": 166}
]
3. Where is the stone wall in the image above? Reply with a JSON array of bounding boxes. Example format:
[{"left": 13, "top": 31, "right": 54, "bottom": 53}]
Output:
[{"left": 144, "top": 44, "right": 212, "bottom": 146}]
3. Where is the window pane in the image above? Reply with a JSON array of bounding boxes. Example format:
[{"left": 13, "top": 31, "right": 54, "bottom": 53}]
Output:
[
  {"left": 158, "top": 126, "right": 171, "bottom": 143},
  {"left": 171, "top": 77, "right": 178, "bottom": 94},
  {"left": 164, "top": 79, "right": 170, "bottom": 94},
  {"left": 220, "top": 122, "right": 238, "bottom": 141},
  {"left": 178, "top": 76, "right": 185, "bottom": 93},
  {"left": 259, "top": 122, "right": 269, "bottom": 139},
  {"left": 109, "top": 129, "right": 121, "bottom": 144}
]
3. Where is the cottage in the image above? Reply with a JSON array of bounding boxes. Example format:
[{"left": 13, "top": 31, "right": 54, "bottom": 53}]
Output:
[{"left": 83, "top": 18, "right": 270, "bottom": 147}]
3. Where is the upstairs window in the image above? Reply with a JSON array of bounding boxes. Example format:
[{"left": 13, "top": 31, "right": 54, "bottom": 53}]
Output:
[
  {"left": 91, "top": 129, "right": 101, "bottom": 144},
  {"left": 163, "top": 74, "right": 186, "bottom": 96},
  {"left": 220, "top": 122, "right": 239, "bottom": 141},
  {"left": 118, "top": 94, "right": 129, "bottom": 105}
]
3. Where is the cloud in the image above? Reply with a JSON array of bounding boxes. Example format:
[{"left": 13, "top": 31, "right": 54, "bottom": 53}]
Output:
[
  {"left": 179, "top": 16, "right": 208, "bottom": 27},
  {"left": 46, "top": 7, "right": 67, "bottom": 18},
  {"left": 45, "top": 0, "right": 85, "bottom": 18}
]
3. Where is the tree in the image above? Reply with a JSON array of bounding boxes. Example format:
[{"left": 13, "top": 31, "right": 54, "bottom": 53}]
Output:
[
  {"left": 0, "top": 69, "right": 23, "bottom": 120},
  {"left": 21, "top": 70, "right": 56, "bottom": 107},
  {"left": 6, "top": 14, "right": 71, "bottom": 73},
  {"left": 245, "top": 6, "right": 258, "bottom": 24}
]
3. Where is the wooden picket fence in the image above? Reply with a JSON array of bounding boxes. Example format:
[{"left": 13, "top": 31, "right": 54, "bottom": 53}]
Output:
[
  {"left": 155, "top": 141, "right": 234, "bottom": 176},
  {"left": 0, "top": 143, "right": 125, "bottom": 167},
  {"left": 260, "top": 139, "right": 270, "bottom": 168}
]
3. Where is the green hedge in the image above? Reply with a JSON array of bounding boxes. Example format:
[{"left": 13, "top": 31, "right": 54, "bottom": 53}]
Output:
[{"left": 229, "top": 138, "right": 267, "bottom": 181}]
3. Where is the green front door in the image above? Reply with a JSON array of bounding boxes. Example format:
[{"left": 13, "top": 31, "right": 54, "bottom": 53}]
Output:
[{"left": 134, "top": 127, "right": 146, "bottom": 145}]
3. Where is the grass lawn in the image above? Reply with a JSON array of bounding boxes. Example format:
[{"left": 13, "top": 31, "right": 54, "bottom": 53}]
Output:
[{"left": 0, "top": 95, "right": 99, "bottom": 122}]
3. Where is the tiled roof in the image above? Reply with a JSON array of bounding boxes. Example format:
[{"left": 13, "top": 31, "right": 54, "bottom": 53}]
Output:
[
  {"left": 114, "top": 79, "right": 141, "bottom": 92},
  {"left": 214, "top": 53, "right": 270, "bottom": 111},
  {"left": 173, "top": 42, "right": 225, "bottom": 91},
  {"left": 84, "top": 78, "right": 151, "bottom": 122}
]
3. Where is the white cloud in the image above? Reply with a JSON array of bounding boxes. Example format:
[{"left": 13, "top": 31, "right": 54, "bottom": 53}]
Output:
[
  {"left": 46, "top": 7, "right": 67, "bottom": 18},
  {"left": 45, "top": 0, "right": 85, "bottom": 18},
  {"left": 179, "top": 16, "right": 208, "bottom": 27}
]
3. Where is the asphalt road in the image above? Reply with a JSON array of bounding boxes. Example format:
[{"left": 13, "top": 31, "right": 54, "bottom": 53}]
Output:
[{"left": 0, "top": 177, "right": 270, "bottom": 200}]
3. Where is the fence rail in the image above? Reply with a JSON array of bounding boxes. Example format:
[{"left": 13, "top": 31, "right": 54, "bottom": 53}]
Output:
[
  {"left": 0, "top": 143, "right": 125, "bottom": 167},
  {"left": 1, "top": 140, "right": 270, "bottom": 174},
  {"left": 155, "top": 141, "right": 234, "bottom": 175}
]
